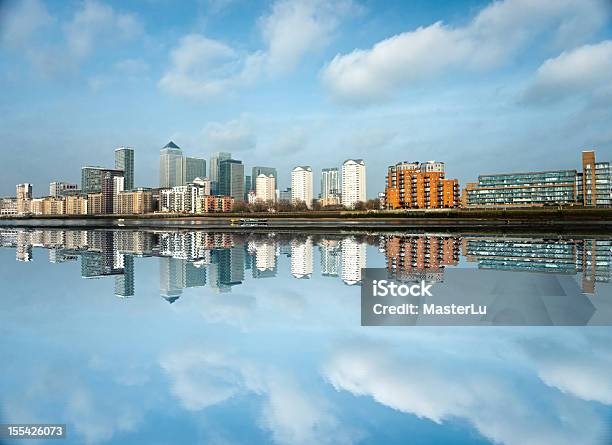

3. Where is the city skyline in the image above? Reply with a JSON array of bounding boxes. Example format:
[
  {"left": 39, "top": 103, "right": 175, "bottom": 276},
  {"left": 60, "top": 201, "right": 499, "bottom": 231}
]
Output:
[{"left": 2, "top": 0, "right": 612, "bottom": 197}]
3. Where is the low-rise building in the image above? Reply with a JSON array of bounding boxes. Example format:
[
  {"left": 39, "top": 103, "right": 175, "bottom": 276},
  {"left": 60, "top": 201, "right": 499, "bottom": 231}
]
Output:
[
  {"left": 0, "top": 197, "right": 17, "bottom": 216},
  {"left": 116, "top": 188, "right": 153, "bottom": 214},
  {"left": 65, "top": 195, "right": 88, "bottom": 215},
  {"left": 464, "top": 150, "right": 611, "bottom": 207},
  {"left": 87, "top": 193, "right": 103, "bottom": 215},
  {"left": 198, "top": 195, "right": 234, "bottom": 212}
]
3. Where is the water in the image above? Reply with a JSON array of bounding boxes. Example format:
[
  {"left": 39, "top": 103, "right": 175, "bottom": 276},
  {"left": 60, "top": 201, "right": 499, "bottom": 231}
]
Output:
[{"left": 1, "top": 228, "right": 611, "bottom": 445}]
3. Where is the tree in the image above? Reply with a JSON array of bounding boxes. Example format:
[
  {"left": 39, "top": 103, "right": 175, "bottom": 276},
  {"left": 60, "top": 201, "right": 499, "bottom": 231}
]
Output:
[
  {"left": 275, "top": 199, "right": 294, "bottom": 212},
  {"left": 294, "top": 200, "right": 308, "bottom": 212},
  {"left": 365, "top": 199, "right": 381, "bottom": 210},
  {"left": 232, "top": 200, "right": 250, "bottom": 213}
]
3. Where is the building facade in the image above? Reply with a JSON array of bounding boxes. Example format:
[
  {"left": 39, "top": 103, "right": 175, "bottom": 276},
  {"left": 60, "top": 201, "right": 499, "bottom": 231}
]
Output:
[
  {"left": 291, "top": 166, "right": 313, "bottom": 208},
  {"left": 341, "top": 159, "right": 366, "bottom": 209},
  {"left": 219, "top": 159, "right": 245, "bottom": 201},
  {"left": 252, "top": 167, "right": 277, "bottom": 191},
  {"left": 159, "top": 141, "right": 184, "bottom": 188},
  {"left": 198, "top": 195, "right": 234, "bottom": 212},
  {"left": 466, "top": 170, "right": 577, "bottom": 207},
  {"left": 255, "top": 174, "right": 276, "bottom": 203},
  {"left": 65, "top": 195, "right": 88, "bottom": 215},
  {"left": 115, "top": 147, "right": 134, "bottom": 190},
  {"left": 116, "top": 188, "right": 153, "bottom": 214},
  {"left": 16, "top": 183, "right": 32, "bottom": 215},
  {"left": 49, "top": 181, "right": 78, "bottom": 197},
  {"left": 385, "top": 161, "right": 459, "bottom": 209},
  {"left": 81, "top": 166, "right": 105, "bottom": 194},
  {"left": 210, "top": 152, "right": 231, "bottom": 195},
  {"left": 101, "top": 169, "right": 124, "bottom": 214},
  {"left": 183, "top": 157, "right": 206, "bottom": 184},
  {"left": 578, "top": 150, "right": 611, "bottom": 207},
  {"left": 320, "top": 168, "right": 340, "bottom": 200}
]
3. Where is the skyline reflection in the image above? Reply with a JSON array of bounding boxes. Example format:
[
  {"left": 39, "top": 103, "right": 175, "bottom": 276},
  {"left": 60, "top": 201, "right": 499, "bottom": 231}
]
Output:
[{"left": 1, "top": 229, "right": 610, "bottom": 297}]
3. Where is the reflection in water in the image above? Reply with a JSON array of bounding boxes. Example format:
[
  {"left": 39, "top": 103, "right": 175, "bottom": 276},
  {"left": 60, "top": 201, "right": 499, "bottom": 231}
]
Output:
[
  {"left": 2, "top": 229, "right": 610, "bottom": 297},
  {"left": 1, "top": 229, "right": 612, "bottom": 444}
]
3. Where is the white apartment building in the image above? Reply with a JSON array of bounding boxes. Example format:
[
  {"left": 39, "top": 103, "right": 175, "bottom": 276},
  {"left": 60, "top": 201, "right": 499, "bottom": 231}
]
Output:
[
  {"left": 340, "top": 237, "right": 366, "bottom": 285},
  {"left": 290, "top": 237, "right": 313, "bottom": 278},
  {"left": 291, "top": 166, "right": 313, "bottom": 208},
  {"left": 255, "top": 174, "right": 276, "bottom": 203},
  {"left": 341, "top": 159, "right": 366, "bottom": 209}
]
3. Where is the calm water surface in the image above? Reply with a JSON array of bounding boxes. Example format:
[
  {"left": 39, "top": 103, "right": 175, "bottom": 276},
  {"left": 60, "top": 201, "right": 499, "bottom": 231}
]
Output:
[{"left": 1, "top": 229, "right": 611, "bottom": 445}]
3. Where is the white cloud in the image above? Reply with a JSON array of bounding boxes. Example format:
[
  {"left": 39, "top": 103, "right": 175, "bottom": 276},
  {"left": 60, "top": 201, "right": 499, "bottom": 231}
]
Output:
[
  {"left": 64, "top": 0, "right": 142, "bottom": 59},
  {"left": 159, "top": 0, "right": 355, "bottom": 99},
  {"left": 158, "top": 34, "right": 263, "bottom": 99},
  {"left": 0, "top": 0, "right": 54, "bottom": 49},
  {"left": 522, "top": 40, "right": 612, "bottom": 104},
  {"left": 1, "top": 0, "right": 143, "bottom": 76},
  {"left": 202, "top": 117, "right": 257, "bottom": 152},
  {"left": 321, "top": 0, "right": 609, "bottom": 105},
  {"left": 260, "top": 0, "right": 356, "bottom": 74},
  {"left": 323, "top": 339, "right": 608, "bottom": 445}
]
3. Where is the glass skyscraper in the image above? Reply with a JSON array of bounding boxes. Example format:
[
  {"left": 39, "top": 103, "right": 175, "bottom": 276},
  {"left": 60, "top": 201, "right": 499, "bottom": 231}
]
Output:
[
  {"left": 219, "top": 159, "right": 244, "bottom": 201},
  {"left": 115, "top": 147, "right": 134, "bottom": 190},
  {"left": 210, "top": 152, "right": 231, "bottom": 194},
  {"left": 159, "top": 141, "right": 184, "bottom": 188}
]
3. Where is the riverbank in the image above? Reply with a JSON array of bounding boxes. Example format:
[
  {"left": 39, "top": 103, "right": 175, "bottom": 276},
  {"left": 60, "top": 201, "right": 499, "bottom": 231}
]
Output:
[{"left": 1, "top": 208, "right": 611, "bottom": 233}]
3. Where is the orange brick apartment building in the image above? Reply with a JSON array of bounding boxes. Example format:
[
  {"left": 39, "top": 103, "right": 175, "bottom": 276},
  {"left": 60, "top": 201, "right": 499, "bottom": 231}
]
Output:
[{"left": 385, "top": 161, "right": 460, "bottom": 209}]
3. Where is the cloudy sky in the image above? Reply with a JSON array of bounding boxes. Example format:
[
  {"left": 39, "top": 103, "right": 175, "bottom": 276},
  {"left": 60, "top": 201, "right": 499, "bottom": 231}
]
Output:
[{"left": 1, "top": 0, "right": 612, "bottom": 197}]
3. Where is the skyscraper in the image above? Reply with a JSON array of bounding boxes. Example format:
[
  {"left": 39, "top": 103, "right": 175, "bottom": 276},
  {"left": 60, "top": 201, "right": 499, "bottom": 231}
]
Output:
[
  {"left": 183, "top": 156, "right": 206, "bottom": 184},
  {"left": 115, "top": 147, "right": 134, "bottom": 190},
  {"left": 291, "top": 166, "right": 313, "bottom": 208},
  {"left": 210, "top": 152, "right": 231, "bottom": 194},
  {"left": 160, "top": 141, "right": 184, "bottom": 188},
  {"left": 219, "top": 159, "right": 244, "bottom": 201},
  {"left": 341, "top": 159, "right": 366, "bottom": 209},
  {"left": 81, "top": 166, "right": 105, "bottom": 194},
  {"left": 320, "top": 168, "right": 340, "bottom": 199},
  {"left": 252, "top": 166, "right": 277, "bottom": 190}
]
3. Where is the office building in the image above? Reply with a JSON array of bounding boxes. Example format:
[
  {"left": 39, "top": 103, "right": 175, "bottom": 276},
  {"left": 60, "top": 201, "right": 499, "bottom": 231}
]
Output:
[
  {"left": 183, "top": 156, "right": 206, "bottom": 184},
  {"left": 465, "top": 150, "right": 611, "bottom": 207},
  {"left": 255, "top": 174, "right": 276, "bottom": 203},
  {"left": 341, "top": 159, "right": 366, "bottom": 209},
  {"left": 466, "top": 170, "right": 577, "bottom": 207},
  {"left": 160, "top": 141, "right": 184, "bottom": 188},
  {"left": 291, "top": 166, "right": 313, "bottom": 208},
  {"left": 385, "top": 161, "right": 459, "bottom": 209},
  {"left": 279, "top": 188, "right": 292, "bottom": 201},
  {"left": 219, "top": 159, "right": 245, "bottom": 201},
  {"left": 115, "top": 147, "right": 135, "bottom": 190},
  {"left": 210, "top": 152, "right": 231, "bottom": 194},
  {"left": 49, "top": 182, "right": 78, "bottom": 197},
  {"left": 81, "top": 166, "right": 105, "bottom": 194},
  {"left": 16, "top": 183, "right": 32, "bottom": 215}
]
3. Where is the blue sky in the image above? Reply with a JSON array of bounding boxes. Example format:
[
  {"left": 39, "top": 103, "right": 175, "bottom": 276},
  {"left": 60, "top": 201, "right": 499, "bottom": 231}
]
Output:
[{"left": 1, "top": 0, "right": 612, "bottom": 197}]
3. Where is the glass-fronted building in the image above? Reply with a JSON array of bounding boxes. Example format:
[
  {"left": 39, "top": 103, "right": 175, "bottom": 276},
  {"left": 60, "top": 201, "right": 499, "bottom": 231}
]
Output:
[{"left": 466, "top": 170, "right": 577, "bottom": 207}]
